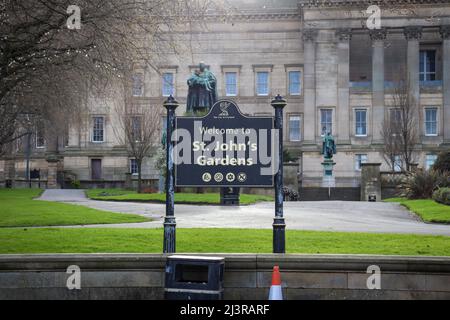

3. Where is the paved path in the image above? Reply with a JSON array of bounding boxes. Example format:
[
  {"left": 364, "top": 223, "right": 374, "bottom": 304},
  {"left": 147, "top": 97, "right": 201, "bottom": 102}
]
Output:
[{"left": 37, "top": 190, "right": 450, "bottom": 236}]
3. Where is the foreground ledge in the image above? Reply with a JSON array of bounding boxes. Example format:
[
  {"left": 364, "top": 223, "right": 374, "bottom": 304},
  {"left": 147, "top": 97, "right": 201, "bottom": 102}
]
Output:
[{"left": 0, "top": 254, "right": 449, "bottom": 300}]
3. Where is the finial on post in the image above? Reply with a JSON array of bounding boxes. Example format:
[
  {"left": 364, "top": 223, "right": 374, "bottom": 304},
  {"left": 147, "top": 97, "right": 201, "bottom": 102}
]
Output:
[
  {"left": 271, "top": 94, "right": 287, "bottom": 109},
  {"left": 163, "top": 95, "right": 179, "bottom": 110}
]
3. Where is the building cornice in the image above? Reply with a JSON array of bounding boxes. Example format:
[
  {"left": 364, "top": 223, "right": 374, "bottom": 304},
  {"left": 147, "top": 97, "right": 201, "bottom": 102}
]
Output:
[
  {"left": 205, "top": 10, "right": 301, "bottom": 22},
  {"left": 440, "top": 25, "right": 450, "bottom": 40},
  {"left": 336, "top": 28, "right": 353, "bottom": 41},
  {"left": 303, "top": 29, "right": 318, "bottom": 42},
  {"left": 299, "top": 0, "right": 450, "bottom": 8},
  {"left": 369, "top": 28, "right": 387, "bottom": 41},
  {"left": 404, "top": 26, "right": 423, "bottom": 40}
]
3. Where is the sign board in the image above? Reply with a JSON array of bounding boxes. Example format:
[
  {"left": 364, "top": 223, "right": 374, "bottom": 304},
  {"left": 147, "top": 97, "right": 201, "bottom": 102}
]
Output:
[{"left": 175, "top": 100, "right": 275, "bottom": 187}]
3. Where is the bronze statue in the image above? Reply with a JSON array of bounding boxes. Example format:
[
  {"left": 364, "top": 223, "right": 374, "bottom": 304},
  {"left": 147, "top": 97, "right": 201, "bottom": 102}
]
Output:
[
  {"left": 322, "top": 132, "right": 336, "bottom": 160},
  {"left": 187, "top": 62, "right": 218, "bottom": 113}
]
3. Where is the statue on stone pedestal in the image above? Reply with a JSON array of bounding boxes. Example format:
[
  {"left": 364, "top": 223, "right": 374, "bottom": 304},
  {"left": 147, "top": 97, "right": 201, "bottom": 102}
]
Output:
[
  {"left": 322, "top": 132, "right": 336, "bottom": 160},
  {"left": 187, "top": 62, "right": 218, "bottom": 113}
]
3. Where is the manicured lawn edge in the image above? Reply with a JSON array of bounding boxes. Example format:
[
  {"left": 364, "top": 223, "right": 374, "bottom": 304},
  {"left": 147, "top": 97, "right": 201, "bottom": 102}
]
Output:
[
  {"left": 1, "top": 228, "right": 449, "bottom": 256},
  {"left": 85, "top": 189, "right": 273, "bottom": 205},
  {"left": 0, "top": 189, "right": 152, "bottom": 227},
  {"left": 385, "top": 198, "right": 450, "bottom": 224}
]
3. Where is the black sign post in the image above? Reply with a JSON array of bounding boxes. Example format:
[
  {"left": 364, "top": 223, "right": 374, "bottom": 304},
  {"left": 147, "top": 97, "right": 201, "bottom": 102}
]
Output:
[
  {"left": 163, "top": 96, "right": 179, "bottom": 254},
  {"left": 163, "top": 97, "right": 287, "bottom": 254},
  {"left": 271, "top": 95, "right": 286, "bottom": 254}
]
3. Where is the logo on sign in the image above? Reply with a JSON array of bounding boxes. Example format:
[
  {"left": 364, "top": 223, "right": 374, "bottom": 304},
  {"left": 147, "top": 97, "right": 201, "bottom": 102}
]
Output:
[
  {"left": 219, "top": 101, "right": 230, "bottom": 117},
  {"left": 226, "top": 173, "right": 236, "bottom": 183},
  {"left": 214, "top": 173, "right": 224, "bottom": 182},
  {"left": 202, "top": 173, "right": 212, "bottom": 183}
]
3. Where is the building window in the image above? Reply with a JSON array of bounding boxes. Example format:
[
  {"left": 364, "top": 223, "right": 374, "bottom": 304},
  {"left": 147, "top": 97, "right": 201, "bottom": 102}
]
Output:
[
  {"left": 289, "top": 71, "right": 301, "bottom": 95},
  {"left": 420, "top": 50, "right": 436, "bottom": 81},
  {"left": 162, "top": 73, "right": 174, "bottom": 97},
  {"left": 425, "top": 154, "right": 438, "bottom": 171},
  {"left": 355, "top": 154, "right": 368, "bottom": 171},
  {"left": 389, "top": 108, "right": 402, "bottom": 135},
  {"left": 321, "top": 109, "right": 333, "bottom": 136},
  {"left": 256, "top": 72, "right": 269, "bottom": 96},
  {"left": 92, "top": 116, "right": 105, "bottom": 143},
  {"left": 130, "top": 116, "right": 142, "bottom": 142},
  {"left": 390, "top": 108, "right": 401, "bottom": 124},
  {"left": 394, "top": 155, "right": 402, "bottom": 172},
  {"left": 132, "top": 73, "right": 143, "bottom": 97},
  {"left": 35, "top": 124, "right": 45, "bottom": 148},
  {"left": 425, "top": 108, "right": 438, "bottom": 136},
  {"left": 225, "top": 72, "right": 237, "bottom": 96},
  {"left": 355, "top": 109, "right": 367, "bottom": 136},
  {"left": 289, "top": 115, "right": 301, "bottom": 142},
  {"left": 130, "top": 159, "right": 138, "bottom": 175}
]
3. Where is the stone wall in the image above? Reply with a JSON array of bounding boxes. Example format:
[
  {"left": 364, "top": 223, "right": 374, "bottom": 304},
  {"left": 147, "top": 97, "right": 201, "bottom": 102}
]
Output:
[
  {"left": 1, "top": 254, "right": 449, "bottom": 300},
  {"left": 299, "top": 187, "right": 360, "bottom": 201}
]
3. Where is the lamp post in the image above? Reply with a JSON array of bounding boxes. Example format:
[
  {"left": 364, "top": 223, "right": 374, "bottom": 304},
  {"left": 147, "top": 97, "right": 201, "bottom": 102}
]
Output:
[
  {"left": 271, "top": 95, "right": 287, "bottom": 254},
  {"left": 163, "top": 95, "right": 179, "bottom": 254}
]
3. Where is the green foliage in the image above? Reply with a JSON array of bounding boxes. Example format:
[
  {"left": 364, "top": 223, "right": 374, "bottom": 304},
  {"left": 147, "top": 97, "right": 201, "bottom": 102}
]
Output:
[
  {"left": 283, "top": 148, "right": 297, "bottom": 163},
  {"left": 0, "top": 189, "right": 150, "bottom": 227},
  {"left": 433, "top": 188, "right": 450, "bottom": 206},
  {"left": 400, "top": 170, "right": 450, "bottom": 200},
  {"left": 1, "top": 228, "right": 449, "bottom": 256},
  {"left": 432, "top": 151, "right": 450, "bottom": 173},
  {"left": 154, "top": 146, "right": 167, "bottom": 178},
  {"left": 86, "top": 189, "right": 273, "bottom": 205},
  {"left": 385, "top": 198, "right": 450, "bottom": 223},
  {"left": 70, "top": 180, "right": 81, "bottom": 189}
]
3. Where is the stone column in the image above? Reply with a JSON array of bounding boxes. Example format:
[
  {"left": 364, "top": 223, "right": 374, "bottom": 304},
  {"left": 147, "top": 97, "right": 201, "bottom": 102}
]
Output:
[
  {"left": 370, "top": 28, "right": 387, "bottom": 143},
  {"left": 303, "top": 29, "right": 318, "bottom": 145},
  {"left": 336, "top": 29, "right": 352, "bottom": 144},
  {"left": 404, "top": 27, "right": 422, "bottom": 116},
  {"left": 441, "top": 25, "right": 450, "bottom": 143}
]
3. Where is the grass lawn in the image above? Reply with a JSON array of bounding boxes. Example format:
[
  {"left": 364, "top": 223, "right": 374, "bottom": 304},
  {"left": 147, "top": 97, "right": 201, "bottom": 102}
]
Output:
[
  {"left": 86, "top": 189, "right": 273, "bottom": 205},
  {"left": 0, "top": 189, "right": 150, "bottom": 227},
  {"left": 385, "top": 198, "right": 450, "bottom": 224},
  {"left": 0, "top": 228, "right": 449, "bottom": 256}
]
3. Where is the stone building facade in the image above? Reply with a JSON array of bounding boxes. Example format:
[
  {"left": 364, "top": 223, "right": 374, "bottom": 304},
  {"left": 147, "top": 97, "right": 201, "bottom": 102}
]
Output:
[{"left": 1, "top": 0, "right": 450, "bottom": 190}]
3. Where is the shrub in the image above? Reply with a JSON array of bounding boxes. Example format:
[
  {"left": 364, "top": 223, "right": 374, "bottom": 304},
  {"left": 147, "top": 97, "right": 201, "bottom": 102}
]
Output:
[
  {"left": 432, "top": 151, "right": 450, "bottom": 173},
  {"left": 400, "top": 170, "right": 450, "bottom": 200},
  {"left": 283, "top": 148, "right": 297, "bottom": 163},
  {"left": 70, "top": 180, "right": 81, "bottom": 189},
  {"left": 433, "top": 188, "right": 450, "bottom": 205},
  {"left": 142, "top": 187, "right": 158, "bottom": 194}
]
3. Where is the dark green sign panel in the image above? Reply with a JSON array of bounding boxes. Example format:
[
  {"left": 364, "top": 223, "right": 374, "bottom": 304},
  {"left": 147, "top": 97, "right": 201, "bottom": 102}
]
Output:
[{"left": 175, "top": 100, "right": 275, "bottom": 187}]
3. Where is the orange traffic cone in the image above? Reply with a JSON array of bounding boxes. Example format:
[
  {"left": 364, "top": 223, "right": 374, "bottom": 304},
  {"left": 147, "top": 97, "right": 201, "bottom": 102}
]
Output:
[{"left": 268, "top": 266, "right": 283, "bottom": 300}]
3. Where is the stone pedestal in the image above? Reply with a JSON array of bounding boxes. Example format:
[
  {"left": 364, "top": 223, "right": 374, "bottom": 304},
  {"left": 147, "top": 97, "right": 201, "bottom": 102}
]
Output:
[
  {"left": 283, "top": 163, "right": 299, "bottom": 191},
  {"left": 46, "top": 155, "right": 60, "bottom": 189},
  {"left": 124, "top": 173, "right": 133, "bottom": 190},
  {"left": 360, "top": 163, "right": 382, "bottom": 202},
  {"left": 321, "top": 159, "right": 336, "bottom": 188},
  {"left": 4, "top": 159, "right": 15, "bottom": 188}
]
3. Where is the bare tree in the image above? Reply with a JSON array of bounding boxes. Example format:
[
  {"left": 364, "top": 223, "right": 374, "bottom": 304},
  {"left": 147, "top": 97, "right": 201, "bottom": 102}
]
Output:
[
  {"left": 381, "top": 80, "right": 418, "bottom": 172},
  {"left": 114, "top": 78, "right": 161, "bottom": 193},
  {"left": 0, "top": 0, "right": 228, "bottom": 152}
]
